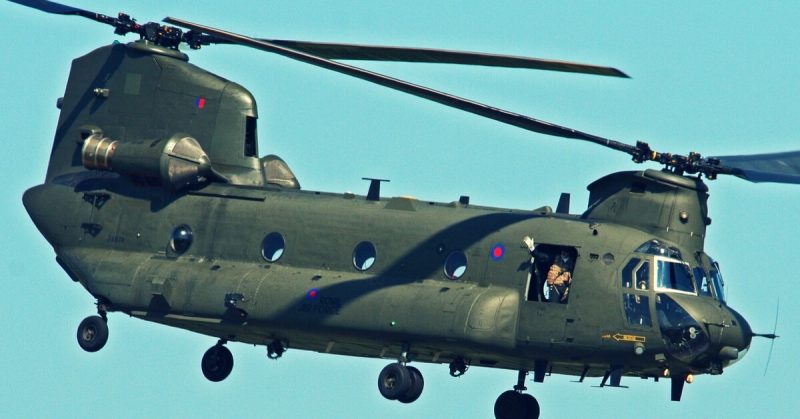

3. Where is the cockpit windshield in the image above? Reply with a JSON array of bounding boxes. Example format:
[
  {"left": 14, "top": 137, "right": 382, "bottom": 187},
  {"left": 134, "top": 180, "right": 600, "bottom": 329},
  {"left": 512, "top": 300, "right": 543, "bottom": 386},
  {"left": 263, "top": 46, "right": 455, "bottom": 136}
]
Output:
[
  {"left": 635, "top": 239, "right": 682, "bottom": 260},
  {"left": 655, "top": 257, "right": 696, "bottom": 294},
  {"left": 692, "top": 267, "right": 713, "bottom": 297},
  {"left": 710, "top": 261, "right": 726, "bottom": 303}
]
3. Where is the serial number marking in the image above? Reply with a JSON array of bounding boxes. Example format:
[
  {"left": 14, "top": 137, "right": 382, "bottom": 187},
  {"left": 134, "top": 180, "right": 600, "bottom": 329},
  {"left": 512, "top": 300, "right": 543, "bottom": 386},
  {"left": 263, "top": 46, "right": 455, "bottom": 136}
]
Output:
[{"left": 300, "top": 297, "right": 342, "bottom": 315}]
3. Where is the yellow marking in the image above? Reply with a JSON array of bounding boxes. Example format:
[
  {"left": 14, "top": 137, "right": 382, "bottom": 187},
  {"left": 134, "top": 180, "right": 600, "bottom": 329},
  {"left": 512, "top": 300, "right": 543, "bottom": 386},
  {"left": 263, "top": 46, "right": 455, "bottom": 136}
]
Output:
[{"left": 601, "top": 333, "right": 646, "bottom": 343}]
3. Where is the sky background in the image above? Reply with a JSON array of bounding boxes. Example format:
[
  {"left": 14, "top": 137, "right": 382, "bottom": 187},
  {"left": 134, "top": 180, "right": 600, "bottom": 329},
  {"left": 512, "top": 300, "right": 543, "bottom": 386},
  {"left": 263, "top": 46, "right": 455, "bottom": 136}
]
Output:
[{"left": 2, "top": 1, "right": 798, "bottom": 418}]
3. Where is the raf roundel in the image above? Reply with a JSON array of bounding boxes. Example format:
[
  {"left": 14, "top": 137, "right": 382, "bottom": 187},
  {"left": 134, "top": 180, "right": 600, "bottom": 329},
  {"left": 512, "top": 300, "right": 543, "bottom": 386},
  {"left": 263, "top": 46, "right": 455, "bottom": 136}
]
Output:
[{"left": 490, "top": 243, "right": 505, "bottom": 261}]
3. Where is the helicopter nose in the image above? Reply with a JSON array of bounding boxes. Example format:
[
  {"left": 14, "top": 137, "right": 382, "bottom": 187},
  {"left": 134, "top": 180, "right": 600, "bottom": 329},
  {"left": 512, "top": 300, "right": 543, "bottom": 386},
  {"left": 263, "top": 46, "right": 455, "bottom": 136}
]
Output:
[{"left": 717, "top": 307, "right": 753, "bottom": 364}]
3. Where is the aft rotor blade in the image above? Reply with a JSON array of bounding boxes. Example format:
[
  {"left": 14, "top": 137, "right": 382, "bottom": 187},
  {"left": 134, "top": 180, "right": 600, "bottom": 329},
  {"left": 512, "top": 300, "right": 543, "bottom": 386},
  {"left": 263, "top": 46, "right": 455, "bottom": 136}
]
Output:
[
  {"left": 203, "top": 38, "right": 628, "bottom": 78},
  {"left": 165, "top": 17, "right": 639, "bottom": 156},
  {"left": 711, "top": 150, "right": 800, "bottom": 184}
]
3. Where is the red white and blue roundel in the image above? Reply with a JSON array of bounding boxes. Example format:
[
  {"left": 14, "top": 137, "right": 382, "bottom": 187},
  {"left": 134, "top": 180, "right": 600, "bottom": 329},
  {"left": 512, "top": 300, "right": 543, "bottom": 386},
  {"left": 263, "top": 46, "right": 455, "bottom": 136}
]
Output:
[{"left": 490, "top": 243, "right": 505, "bottom": 261}]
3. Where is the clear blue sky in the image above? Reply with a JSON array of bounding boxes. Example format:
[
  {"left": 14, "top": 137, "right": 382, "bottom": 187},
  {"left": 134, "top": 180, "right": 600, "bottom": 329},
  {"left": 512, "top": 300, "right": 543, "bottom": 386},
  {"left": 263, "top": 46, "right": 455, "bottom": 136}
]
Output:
[{"left": 2, "top": 1, "right": 798, "bottom": 418}]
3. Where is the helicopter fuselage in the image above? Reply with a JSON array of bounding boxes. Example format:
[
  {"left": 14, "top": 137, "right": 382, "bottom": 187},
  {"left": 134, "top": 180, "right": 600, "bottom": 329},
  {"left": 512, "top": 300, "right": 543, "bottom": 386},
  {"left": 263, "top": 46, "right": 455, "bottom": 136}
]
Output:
[
  {"left": 23, "top": 166, "right": 751, "bottom": 382},
  {"left": 23, "top": 39, "right": 752, "bottom": 402}
]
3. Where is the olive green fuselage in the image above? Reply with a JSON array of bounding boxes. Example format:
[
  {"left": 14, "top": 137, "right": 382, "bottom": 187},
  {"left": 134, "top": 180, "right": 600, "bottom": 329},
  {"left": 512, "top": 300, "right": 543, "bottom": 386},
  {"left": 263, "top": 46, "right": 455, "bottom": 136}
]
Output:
[
  {"left": 23, "top": 171, "right": 734, "bottom": 379},
  {"left": 24, "top": 40, "right": 752, "bottom": 383}
]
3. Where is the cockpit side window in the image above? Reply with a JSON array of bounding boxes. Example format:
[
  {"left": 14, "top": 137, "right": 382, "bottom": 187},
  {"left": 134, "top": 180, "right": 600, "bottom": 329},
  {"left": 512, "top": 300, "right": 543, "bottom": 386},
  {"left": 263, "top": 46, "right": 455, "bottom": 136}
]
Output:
[
  {"left": 621, "top": 258, "right": 640, "bottom": 288},
  {"left": 655, "top": 258, "right": 696, "bottom": 294},
  {"left": 635, "top": 261, "right": 650, "bottom": 290},
  {"left": 623, "top": 294, "right": 652, "bottom": 327}
]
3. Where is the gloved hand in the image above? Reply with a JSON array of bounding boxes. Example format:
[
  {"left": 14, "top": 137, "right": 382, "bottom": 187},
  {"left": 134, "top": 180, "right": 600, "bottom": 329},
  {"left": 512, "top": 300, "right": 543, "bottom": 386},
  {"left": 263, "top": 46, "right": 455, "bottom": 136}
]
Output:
[{"left": 522, "top": 236, "right": 535, "bottom": 251}]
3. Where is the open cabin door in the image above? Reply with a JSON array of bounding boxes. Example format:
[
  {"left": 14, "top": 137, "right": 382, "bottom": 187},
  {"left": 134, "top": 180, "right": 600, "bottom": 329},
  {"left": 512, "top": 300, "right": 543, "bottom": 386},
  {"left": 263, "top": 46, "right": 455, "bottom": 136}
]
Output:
[{"left": 516, "top": 244, "right": 578, "bottom": 347}]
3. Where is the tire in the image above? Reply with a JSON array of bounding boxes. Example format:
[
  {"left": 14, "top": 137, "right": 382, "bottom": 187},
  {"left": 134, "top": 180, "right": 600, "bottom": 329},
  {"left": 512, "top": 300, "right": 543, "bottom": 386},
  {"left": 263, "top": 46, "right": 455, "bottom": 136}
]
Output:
[
  {"left": 521, "top": 393, "right": 540, "bottom": 419},
  {"left": 377, "top": 363, "right": 411, "bottom": 400},
  {"left": 76, "top": 315, "right": 109, "bottom": 353},
  {"left": 201, "top": 344, "right": 234, "bottom": 382},
  {"left": 398, "top": 366, "right": 424, "bottom": 404},
  {"left": 494, "top": 390, "right": 525, "bottom": 419}
]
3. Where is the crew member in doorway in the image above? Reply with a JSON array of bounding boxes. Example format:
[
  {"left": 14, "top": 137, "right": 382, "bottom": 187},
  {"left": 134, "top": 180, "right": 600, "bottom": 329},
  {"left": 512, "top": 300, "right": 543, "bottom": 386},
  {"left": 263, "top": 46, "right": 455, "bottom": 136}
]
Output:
[
  {"left": 547, "top": 249, "right": 574, "bottom": 303},
  {"left": 522, "top": 235, "right": 543, "bottom": 301}
]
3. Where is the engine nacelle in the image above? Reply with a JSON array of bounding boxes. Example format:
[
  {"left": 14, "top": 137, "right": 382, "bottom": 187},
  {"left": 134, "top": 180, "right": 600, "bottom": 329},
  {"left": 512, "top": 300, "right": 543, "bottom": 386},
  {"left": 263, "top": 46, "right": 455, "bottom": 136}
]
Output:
[{"left": 82, "top": 133, "right": 224, "bottom": 190}]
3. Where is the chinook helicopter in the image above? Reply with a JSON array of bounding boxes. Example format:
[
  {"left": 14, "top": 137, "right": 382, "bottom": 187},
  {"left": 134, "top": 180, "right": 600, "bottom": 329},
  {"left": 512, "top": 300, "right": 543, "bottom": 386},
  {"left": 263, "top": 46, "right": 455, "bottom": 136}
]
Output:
[{"left": 11, "top": 1, "right": 796, "bottom": 418}]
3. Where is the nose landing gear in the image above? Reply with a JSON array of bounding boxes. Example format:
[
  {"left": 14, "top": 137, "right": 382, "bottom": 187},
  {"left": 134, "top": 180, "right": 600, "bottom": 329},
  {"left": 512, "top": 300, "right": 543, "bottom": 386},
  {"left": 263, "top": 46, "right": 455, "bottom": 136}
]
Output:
[
  {"left": 494, "top": 370, "right": 540, "bottom": 419},
  {"left": 77, "top": 302, "right": 110, "bottom": 352},
  {"left": 76, "top": 315, "right": 109, "bottom": 352}
]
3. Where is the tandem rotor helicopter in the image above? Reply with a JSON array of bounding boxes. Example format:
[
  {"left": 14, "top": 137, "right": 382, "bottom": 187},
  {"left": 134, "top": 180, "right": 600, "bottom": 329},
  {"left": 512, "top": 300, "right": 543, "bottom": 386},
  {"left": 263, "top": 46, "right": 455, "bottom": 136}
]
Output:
[{"left": 12, "top": 1, "right": 797, "bottom": 418}]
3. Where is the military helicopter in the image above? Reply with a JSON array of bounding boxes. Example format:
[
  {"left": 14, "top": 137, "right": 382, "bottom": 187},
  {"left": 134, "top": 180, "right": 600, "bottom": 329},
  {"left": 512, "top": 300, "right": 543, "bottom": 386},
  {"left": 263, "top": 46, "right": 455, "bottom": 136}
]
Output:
[{"left": 11, "top": 1, "right": 795, "bottom": 418}]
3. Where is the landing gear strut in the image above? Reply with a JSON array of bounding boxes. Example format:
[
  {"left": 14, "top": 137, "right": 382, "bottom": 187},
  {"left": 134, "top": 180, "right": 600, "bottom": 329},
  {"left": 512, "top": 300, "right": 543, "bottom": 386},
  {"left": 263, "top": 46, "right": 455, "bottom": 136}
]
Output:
[
  {"left": 377, "top": 363, "right": 424, "bottom": 404},
  {"left": 449, "top": 357, "right": 469, "bottom": 377},
  {"left": 201, "top": 340, "right": 234, "bottom": 382},
  {"left": 267, "top": 339, "right": 287, "bottom": 360},
  {"left": 494, "top": 370, "right": 540, "bottom": 419}
]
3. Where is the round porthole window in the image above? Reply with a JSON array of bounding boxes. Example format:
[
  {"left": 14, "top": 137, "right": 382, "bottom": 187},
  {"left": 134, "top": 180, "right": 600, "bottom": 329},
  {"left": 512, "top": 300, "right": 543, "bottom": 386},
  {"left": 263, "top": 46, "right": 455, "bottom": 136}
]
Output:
[
  {"left": 170, "top": 225, "right": 193, "bottom": 254},
  {"left": 261, "top": 232, "right": 285, "bottom": 262},
  {"left": 353, "top": 241, "right": 376, "bottom": 271},
  {"left": 444, "top": 250, "right": 468, "bottom": 280}
]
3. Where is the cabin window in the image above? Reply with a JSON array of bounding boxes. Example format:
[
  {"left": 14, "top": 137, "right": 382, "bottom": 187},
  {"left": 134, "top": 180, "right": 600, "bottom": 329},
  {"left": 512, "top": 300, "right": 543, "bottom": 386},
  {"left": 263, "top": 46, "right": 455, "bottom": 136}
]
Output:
[
  {"left": 244, "top": 116, "right": 257, "bottom": 157},
  {"left": 623, "top": 294, "right": 652, "bottom": 327},
  {"left": 352, "top": 241, "right": 377, "bottom": 271},
  {"left": 170, "top": 225, "right": 193, "bottom": 254},
  {"left": 444, "top": 251, "right": 468, "bottom": 280},
  {"left": 261, "top": 232, "right": 285, "bottom": 262},
  {"left": 655, "top": 258, "right": 695, "bottom": 294}
]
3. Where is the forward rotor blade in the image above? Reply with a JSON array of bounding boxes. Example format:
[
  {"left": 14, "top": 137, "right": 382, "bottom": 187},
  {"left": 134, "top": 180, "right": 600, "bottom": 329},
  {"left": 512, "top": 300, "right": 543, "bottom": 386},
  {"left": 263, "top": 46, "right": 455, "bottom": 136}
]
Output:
[
  {"left": 9, "top": 0, "right": 118, "bottom": 26},
  {"left": 11, "top": 0, "right": 97, "bottom": 18},
  {"left": 711, "top": 150, "right": 800, "bottom": 184},
  {"left": 165, "top": 17, "right": 639, "bottom": 156},
  {"left": 204, "top": 37, "right": 628, "bottom": 78}
]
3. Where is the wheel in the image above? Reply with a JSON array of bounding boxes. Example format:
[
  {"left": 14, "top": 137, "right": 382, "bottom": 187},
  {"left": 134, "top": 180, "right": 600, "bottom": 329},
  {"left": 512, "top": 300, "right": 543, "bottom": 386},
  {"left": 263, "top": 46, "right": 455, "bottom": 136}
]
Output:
[
  {"left": 520, "top": 393, "right": 540, "bottom": 418},
  {"left": 377, "top": 363, "right": 411, "bottom": 400},
  {"left": 76, "top": 315, "right": 109, "bottom": 352},
  {"left": 398, "top": 366, "right": 424, "bottom": 404},
  {"left": 494, "top": 390, "right": 525, "bottom": 419},
  {"left": 201, "top": 344, "right": 234, "bottom": 382}
]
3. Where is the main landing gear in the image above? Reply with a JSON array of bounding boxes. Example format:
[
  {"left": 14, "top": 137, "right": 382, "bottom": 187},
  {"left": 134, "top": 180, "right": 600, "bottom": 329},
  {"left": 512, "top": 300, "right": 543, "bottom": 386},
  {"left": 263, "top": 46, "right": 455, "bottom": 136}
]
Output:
[
  {"left": 201, "top": 340, "right": 234, "bottom": 382},
  {"left": 494, "top": 370, "right": 540, "bottom": 419},
  {"left": 377, "top": 363, "right": 425, "bottom": 403}
]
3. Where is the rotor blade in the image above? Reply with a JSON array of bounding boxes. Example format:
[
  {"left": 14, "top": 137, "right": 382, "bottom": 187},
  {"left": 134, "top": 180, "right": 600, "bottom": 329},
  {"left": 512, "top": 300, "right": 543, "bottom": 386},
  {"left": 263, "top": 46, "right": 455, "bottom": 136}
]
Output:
[
  {"left": 9, "top": 0, "right": 117, "bottom": 25},
  {"left": 202, "top": 37, "right": 628, "bottom": 78},
  {"left": 763, "top": 298, "right": 779, "bottom": 376},
  {"left": 711, "top": 150, "right": 800, "bottom": 184},
  {"left": 9, "top": 0, "right": 85, "bottom": 14},
  {"left": 165, "top": 17, "right": 639, "bottom": 156}
]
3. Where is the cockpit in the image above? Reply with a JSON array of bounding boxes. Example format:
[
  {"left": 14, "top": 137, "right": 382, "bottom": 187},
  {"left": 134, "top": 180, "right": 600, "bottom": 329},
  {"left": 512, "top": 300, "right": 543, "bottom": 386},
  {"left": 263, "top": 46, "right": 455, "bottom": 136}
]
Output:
[
  {"left": 629, "top": 239, "right": 726, "bottom": 301},
  {"left": 621, "top": 239, "right": 739, "bottom": 366}
]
